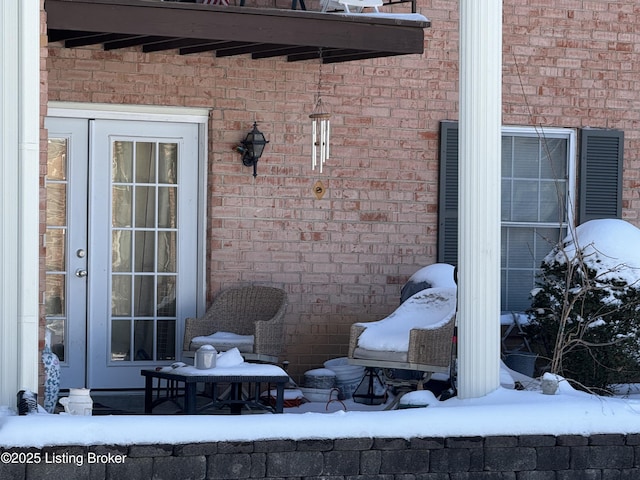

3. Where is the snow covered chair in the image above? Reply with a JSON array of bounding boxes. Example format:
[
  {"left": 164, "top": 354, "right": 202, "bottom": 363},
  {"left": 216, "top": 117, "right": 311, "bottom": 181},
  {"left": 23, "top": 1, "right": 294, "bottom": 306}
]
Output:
[
  {"left": 182, "top": 285, "right": 287, "bottom": 364},
  {"left": 400, "top": 263, "right": 457, "bottom": 303},
  {"left": 348, "top": 286, "right": 456, "bottom": 376}
]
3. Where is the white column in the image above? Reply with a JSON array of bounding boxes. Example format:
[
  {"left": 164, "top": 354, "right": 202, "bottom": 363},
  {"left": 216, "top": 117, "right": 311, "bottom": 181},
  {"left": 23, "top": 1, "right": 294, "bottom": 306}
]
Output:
[
  {"left": 0, "top": 0, "right": 40, "bottom": 407},
  {"left": 457, "top": 0, "right": 502, "bottom": 398},
  {"left": 18, "top": 0, "right": 42, "bottom": 398},
  {"left": 0, "top": 0, "right": 21, "bottom": 407}
]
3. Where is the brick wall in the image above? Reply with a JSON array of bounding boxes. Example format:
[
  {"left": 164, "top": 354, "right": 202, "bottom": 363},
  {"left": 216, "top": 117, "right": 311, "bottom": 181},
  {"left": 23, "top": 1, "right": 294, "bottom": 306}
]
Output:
[
  {"left": 44, "top": 0, "right": 640, "bottom": 381},
  {"left": 2, "top": 434, "right": 639, "bottom": 479}
]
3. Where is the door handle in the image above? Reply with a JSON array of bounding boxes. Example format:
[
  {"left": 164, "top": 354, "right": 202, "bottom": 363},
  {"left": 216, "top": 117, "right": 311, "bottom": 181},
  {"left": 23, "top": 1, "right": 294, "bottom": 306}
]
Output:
[{"left": 75, "top": 269, "right": 88, "bottom": 278}]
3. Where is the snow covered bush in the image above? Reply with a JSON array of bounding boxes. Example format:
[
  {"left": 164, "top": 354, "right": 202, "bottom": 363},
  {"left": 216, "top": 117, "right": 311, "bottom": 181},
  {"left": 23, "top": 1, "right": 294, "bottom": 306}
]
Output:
[{"left": 527, "top": 219, "right": 640, "bottom": 393}]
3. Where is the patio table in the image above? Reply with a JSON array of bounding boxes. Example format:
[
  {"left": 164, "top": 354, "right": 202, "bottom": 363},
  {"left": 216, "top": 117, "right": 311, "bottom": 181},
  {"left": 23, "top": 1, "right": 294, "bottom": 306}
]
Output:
[{"left": 141, "top": 363, "right": 289, "bottom": 414}]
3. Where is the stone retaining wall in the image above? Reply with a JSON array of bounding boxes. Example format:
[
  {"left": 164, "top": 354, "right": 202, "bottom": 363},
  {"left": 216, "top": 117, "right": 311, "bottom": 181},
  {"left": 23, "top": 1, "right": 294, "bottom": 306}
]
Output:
[{"left": 2, "top": 434, "right": 639, "bottom": 479}]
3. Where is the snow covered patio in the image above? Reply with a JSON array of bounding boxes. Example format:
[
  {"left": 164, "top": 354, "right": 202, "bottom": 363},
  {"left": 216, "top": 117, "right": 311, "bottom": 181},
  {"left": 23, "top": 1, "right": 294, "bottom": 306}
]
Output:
[{"left": 1, "top": 379, "right": 639, "bottom": 479}]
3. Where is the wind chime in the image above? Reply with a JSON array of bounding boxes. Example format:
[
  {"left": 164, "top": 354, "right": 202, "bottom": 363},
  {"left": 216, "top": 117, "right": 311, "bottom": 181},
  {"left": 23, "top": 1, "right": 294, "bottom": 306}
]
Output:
[{"left": 310, "top": 49, "right": 330, "bottom": 173}]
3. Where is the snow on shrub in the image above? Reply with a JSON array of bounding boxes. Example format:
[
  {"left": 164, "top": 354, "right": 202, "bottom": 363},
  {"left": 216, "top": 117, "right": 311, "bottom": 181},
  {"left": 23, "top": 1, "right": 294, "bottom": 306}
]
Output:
[{"left": 527, "top": 219, "right": 640, "bottom": 392}]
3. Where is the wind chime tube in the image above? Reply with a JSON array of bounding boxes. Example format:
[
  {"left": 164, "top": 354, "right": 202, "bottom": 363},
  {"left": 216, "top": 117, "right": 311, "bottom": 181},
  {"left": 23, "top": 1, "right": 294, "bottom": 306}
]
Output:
[
  {"left": 320, "top": 118, "right": 325, "bottom": 174},
  {"left": 310, "top": 112, "right": 330, "bottom": 173},
  {"left": 312, "top": 119, "right": 317, "bottom": 170},
  {"left": 326, "top": 119, "right": 330, "bottom": 160}
]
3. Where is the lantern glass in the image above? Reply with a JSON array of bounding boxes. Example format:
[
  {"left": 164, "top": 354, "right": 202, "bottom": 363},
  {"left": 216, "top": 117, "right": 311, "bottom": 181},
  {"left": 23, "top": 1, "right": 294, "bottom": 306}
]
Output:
[{"left": 239, "top": 122, "right": 269, "bottom": 177}]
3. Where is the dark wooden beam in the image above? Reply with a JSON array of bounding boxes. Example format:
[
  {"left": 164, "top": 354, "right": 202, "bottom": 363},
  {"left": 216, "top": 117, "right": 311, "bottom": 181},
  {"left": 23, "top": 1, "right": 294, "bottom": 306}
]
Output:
[
  {"left": 180, "top": 41, "right": 247, "bottom": 55},
  {"left": 46, "top": 0, "right": 427, "bottom": 56},
  {"left": 142, "top": 38, "right": 219, "bottom": 53},
  {"left": 251, "top": 46, "right": 320, "bottom": 60},
  {"left": 322, "top": 51, "right": 398, "bottom": 64},
  {"left": 48, "top": 29, "right": 101, "bottom": 43},
  {"left": 214, "top": 43, "right": 275, "bottom": 58},
  {"left": 64, "top": 33, "right": 132, "bottom": 48},
  {"left": 104, "top": 35, "right": 173, "bottom": 50}
]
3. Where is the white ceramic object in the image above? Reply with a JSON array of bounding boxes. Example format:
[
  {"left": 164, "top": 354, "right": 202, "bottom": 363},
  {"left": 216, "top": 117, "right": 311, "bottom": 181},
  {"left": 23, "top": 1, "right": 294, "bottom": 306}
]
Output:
[
  {"left": 59, "top": 388, "right": 93, "bottom": 416},
  {"left": 541, "top": 373, "right": 560, "bottom": 395},
  {"left": 304, "top": 368, "right": 336, "bottom": 389},
  {"left": 195, "top": 345, "right": 217, "bottom": 369},
  {"left": 324, "top": 357, "right": 365, "bottom": 399}
]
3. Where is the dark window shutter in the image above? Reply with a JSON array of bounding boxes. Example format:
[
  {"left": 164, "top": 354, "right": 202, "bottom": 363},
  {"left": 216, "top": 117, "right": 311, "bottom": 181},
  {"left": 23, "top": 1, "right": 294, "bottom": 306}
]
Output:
[
  {"left": 438, "top": 121, "right": 459, "bottom": 266},
  {"left": 579, "top": 128, "right": 623, "bottom": 223}
]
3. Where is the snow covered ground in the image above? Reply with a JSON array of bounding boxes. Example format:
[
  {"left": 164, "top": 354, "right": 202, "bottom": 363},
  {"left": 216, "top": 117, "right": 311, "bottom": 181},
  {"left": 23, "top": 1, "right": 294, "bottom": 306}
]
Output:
[{"left": 1, "top": 369, "right": 639, "bottom": 448}]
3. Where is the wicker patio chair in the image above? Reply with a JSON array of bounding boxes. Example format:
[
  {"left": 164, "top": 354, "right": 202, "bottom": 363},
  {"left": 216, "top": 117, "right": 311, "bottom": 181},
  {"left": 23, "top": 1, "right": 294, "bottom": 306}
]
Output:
[
  {"left": 348, "top": 286, "right": 456, "bottom": 378},
  {"left": 182, "top": 285, "right": 287, "bottom": 364}
]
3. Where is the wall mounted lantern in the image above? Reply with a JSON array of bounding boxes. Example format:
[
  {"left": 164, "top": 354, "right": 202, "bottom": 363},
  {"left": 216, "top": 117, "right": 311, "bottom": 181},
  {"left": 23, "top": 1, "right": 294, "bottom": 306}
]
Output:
[{"left": 236, "top": 122, "right": 269, "bottom": 177}]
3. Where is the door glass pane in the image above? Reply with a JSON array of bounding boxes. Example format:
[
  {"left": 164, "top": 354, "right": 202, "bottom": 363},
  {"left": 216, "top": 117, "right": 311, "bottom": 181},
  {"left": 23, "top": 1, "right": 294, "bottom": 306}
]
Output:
[
  {"left": 134, "top": 275, "right": 155, "bottom": 317},
  {"left": 45, "top": 275, "right": 66, "bottom": 316},
  {"left": 157, "top": 276, "right": 176, "bottom": 316},
  {"left": 46, "top": 137, "right": 69, "bottom": 363},
  {"left": 112, "top": 186, "right": 132, "bottom": 227},
  {"left": 48, "top": 139, "right": 67, "bottom": 180},
  {"left": 113, "top": 141, "right": 133, "bottom": 183},
  {"left": 112, "top": 275, "right": 132, "bottom": 317},
  {"left": 135, "top": 231, "right": 156, "bottom": 272},
  {"left": 46, "top": 183, "right": 67, "bottom": 226},
  {"left": 157, "top": 231, "right": 176, "bottom": 273},
  {"left": 134, "top": 320, "right": 154, "bottom": 361},
  {"left": 111, "top": 320, "right": 131, "bottom": 361},
  {"left": 135, "top": 186, "right": 156, "bottom": 228},
  {"left": 157, "top": 320, "right": 176, "bottom": 361},
  {"left": 158, "top": 187, "right": 177, "bottom": 228},
  {"left": 159, "top": 143, "right": 178, "bottom": 184},
  {"left": 47, "top": 319, "right": 66, "bottom": 362},
  {"left": 46, "top": 228, "right": 66, "bottom": 271},
  {"left": 112, "top": 230, "right": 132, "bottom": 272},
  {"left": 135, "top": 143, "right": 156, "bottom": 183}
]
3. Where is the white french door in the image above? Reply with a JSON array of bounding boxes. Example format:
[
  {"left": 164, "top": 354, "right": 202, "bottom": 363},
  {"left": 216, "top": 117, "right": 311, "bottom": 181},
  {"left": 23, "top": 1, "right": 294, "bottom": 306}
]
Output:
[
  {"left": 45, "top": 116, "right": 201, "bottom": 389},
  {"left": 45, "top": 118, "right": 89, "bottom": 388}
]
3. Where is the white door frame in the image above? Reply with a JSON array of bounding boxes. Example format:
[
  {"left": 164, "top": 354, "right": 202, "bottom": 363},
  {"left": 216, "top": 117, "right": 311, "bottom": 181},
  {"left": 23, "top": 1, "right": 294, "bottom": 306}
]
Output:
[{"left": 47, "top": 102, "right": 209, "bottom": 388}]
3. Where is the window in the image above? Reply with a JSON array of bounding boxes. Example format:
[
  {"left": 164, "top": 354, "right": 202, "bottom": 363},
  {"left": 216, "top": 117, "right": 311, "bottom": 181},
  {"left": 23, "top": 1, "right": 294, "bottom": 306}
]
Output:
[
  {"left": 438, "top": 123, "right": 623, "bottom": 313},
  {"left": 500, "top": 127, "right": 575, "bottom": 311}
]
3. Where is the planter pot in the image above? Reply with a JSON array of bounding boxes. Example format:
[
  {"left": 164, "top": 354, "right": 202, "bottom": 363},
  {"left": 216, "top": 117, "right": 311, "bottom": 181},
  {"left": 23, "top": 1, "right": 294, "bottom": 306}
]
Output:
[
  {"left": 541, "top": 373, "right": 560, "bottom": 395},
  {"left": 504, "top": 351, "right": 538, "bottom": 377}
]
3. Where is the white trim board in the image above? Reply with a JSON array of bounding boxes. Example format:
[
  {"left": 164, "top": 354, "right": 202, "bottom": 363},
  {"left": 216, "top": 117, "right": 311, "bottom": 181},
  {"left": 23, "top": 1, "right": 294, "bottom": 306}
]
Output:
[{"left": 48, "top": 102, "right": 210, "bottom": 123}]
